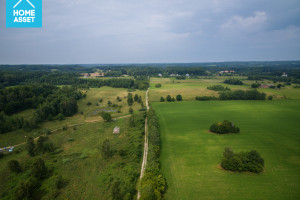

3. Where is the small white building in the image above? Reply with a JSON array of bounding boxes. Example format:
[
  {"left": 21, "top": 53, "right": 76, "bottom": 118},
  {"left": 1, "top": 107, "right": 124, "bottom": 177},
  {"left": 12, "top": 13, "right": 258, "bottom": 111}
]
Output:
[
  {"left": 158, "top": 73, "right": 162, "bottom": 77},
  {"left": 282, "top": 73, "right": 288, "bottom": 77},
  {"left": 113, "top": 126, "right": 120, "bottom": 134}
]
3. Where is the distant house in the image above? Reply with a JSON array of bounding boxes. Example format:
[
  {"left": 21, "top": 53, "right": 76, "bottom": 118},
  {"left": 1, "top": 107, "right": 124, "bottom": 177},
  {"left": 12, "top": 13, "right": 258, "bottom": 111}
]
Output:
[
  {"left": 282, "top": 73, "right": 288, "bottom": 77},
  {"left": 186, "top": 73, "right": 190, "bottom": 77},
  {"left": 158, "top": 73, "right": 162, "bottom": 77},
  {"left": 90, "top": 72, "right": 104, "bottom": 77},
  {"left": 113, "top": 126, "right": 120, "bottom": 134},
  {"left": 81, "top": 73, "right": 89, "bottom": 78},
  {"left": 260, "top": 84, "right": 274, "bottom": 88}
]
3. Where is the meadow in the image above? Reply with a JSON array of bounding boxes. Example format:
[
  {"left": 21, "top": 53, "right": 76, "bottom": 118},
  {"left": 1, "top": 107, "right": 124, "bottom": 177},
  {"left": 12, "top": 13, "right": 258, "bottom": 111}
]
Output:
[
  {"left": 0, "top": 87, "right": 146, "bottom": 199},
  {"left": 152, "top": 100, "right": 300, "bottom": 200},
  {"left": 0, "top": 87, "right": 145, "bottom": 147},
  {"left": 149, "top": 77, "right": 300, "bottom": 102}
]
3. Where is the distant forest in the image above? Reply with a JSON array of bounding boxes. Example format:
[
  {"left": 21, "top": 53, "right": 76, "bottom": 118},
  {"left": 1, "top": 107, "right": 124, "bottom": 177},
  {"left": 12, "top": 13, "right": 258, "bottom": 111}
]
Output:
[{"left": 1, "top": 61, "right": 300, "bottom": 88}]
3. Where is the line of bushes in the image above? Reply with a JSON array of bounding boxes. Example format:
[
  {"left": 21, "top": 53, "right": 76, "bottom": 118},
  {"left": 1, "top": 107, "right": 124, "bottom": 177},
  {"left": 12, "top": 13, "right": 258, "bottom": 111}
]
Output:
[
  {"left": 195, "top": 90, "right": 266, "bottom": 101},
  {"left": 219, "top": 89, "right": 266, "bottom": 100},
  {"left": 139, "top": 108, "right": 166, "bottom": 200},
  {"left": 224, "top": 78, "right": 244, "bottom": 85},
  {"left": 207, "top": 85, "right": 231, "bottom": 91},
  {"left": 160, "top": 94, "right": 182, "bottom": 102}
]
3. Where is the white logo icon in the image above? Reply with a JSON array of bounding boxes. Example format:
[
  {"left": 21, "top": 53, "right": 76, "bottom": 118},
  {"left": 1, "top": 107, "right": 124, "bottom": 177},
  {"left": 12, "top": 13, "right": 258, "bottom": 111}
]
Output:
[{"left": 13, "top": 0, "right": 35, "bottom": 9}]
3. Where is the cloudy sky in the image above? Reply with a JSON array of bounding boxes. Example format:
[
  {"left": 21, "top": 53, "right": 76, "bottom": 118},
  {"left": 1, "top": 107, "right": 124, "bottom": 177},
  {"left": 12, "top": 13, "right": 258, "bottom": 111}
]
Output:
[{"left": 0, "top": 0, "right": 300, "bottom": 64}]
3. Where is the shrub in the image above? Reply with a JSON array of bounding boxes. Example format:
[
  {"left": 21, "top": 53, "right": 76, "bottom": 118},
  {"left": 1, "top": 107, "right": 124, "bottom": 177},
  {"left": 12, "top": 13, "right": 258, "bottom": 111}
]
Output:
[
  {"left": 31, "top": 158, "right": 48, "bottom": 180},
  {"left": 55, "top": 175, "right": 68, "bottom": 189},
  {"left": 195, "top": 96, "right": 218, "bottom": 101},
  {"left": 56, "top": 113, "right": 65, "bottom": 121},
  {"left": 86, "top": 102, "right": 92, "bottom": 106},
  {"left": 16, "top": 178, "right": 39, "bottom": 200},
  {"left": 101, "top": 139, "right": 112, "bottom": 159},
  {"left": 176, "top": 76, "right": 186, "bottom": 80},
  {"left": 134, "top": 94, "right": 139, "bottom": 101},
  {"left": 129, "top": 107, "right": 133, "bottom": 114},
  {"left": 8, "top": 160, "right": 22, "bottom": 173},
  {"left": 155, "top": 84, "right": 162, "bottom": 88},
  {"left": 251, "top": 83, "right": 261, "bottom": 88},
  {"left": 221, "top": 148, "right": 264, "bottom": 173},
  {"left": 101, "top": 112, "right": 112, "bottom": 122},
  {"left": 207, "top": 85, "right": 230, "bottom": 91},
  {"left": 268, "top": 95, "right": 273, "bottom": 100},
  {"left": 209, "top": 120, "right": 240, "bottom": 134},
  {"left": 166, "top": 95, "right": 172, "bottom": 102},
  {"left": 224, "top": 78, "right": 243, "bottom": 85},
  {"left": 160, "top": 96, "right": 165, "bottom": 102},
  {"left": 176, "top": 94, "right": 183, "bottom": 101}
]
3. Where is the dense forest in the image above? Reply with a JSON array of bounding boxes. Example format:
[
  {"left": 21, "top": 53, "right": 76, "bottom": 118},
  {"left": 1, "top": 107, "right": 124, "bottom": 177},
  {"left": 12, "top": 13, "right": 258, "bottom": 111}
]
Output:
[{"left": 0, "top": 85, "right": 83, "bottom": 134}]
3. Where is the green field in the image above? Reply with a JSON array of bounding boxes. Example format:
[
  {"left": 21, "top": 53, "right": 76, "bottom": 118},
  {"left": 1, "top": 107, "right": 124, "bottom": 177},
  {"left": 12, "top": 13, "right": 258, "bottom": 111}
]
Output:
[
  {"left": 152, "top": 100, "right": 300, "bottom": 200},
  {"left": 149, "top": 77, "right": 300, "bottom": 102}
]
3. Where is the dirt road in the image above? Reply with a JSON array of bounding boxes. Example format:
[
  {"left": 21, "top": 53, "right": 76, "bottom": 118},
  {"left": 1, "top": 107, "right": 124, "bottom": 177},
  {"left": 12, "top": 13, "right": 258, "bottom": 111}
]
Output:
[
  {"left": 8, "top": 115, "right": 131, "bottom": 149},
  {"left": 137, "top": 88, "right": 149, "bottom": 199}
]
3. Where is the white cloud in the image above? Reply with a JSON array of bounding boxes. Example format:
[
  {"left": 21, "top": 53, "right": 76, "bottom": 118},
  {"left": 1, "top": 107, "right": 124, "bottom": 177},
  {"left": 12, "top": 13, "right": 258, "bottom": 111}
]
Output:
[{"left": 220, "top": 11, "right": 267, "bottom": 34}]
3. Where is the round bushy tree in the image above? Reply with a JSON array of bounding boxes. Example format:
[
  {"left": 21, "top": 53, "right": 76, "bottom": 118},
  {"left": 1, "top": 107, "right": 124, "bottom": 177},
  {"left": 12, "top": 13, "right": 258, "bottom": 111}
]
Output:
[
  {"left": 176, "top": 94, "right": 182, "bottom": 101},
  {"left": 209, "top": 120, "right": 240, "bottom": 134},
  {"left": 8, "top": 160, "right": 22, "bottom": 173}
]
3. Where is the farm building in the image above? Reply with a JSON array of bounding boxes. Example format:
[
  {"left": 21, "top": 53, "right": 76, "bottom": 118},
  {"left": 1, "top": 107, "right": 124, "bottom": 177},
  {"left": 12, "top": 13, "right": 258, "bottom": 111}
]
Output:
[
  {"left": 90, "top": 72, "right": 104, "bottom": 77},
  {"left": 113, "top": 126, "right": 120, "bottom": 134}
]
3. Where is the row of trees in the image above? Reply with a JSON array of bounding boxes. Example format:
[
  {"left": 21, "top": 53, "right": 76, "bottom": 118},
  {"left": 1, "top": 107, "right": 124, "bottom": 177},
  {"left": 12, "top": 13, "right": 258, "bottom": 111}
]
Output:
[
  {"left": 140, "top": 109, "right": 166, "bottom": 200},
  {"left": 219, "top": 90, "right": 266, "bottom": 100},
  {"left": 195, "top": 90, "right": 267, "bottom": 101},
  {"left": 221, "top": 147, "right": 264, "bottom": 173},
  {"left": 0, "top": 70, "right": 149, "bottom": 90},
  {"left": 160, "top": 94, "right": 182, "bottom": 102}
]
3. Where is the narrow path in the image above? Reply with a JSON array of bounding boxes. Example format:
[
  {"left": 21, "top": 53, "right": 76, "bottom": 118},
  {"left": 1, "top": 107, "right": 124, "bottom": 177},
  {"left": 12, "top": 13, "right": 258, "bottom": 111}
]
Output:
[
  {"left": 137, "top": 88, "right": 149, "bottom": 199},
  {"left": 7, "top": 115, "right": 131, "bottom": 149}
]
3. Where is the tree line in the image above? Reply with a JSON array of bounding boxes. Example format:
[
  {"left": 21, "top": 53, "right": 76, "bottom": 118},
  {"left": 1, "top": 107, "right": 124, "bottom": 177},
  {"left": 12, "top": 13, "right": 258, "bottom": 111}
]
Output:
[
  {"left": 0, "top": 71, "right": 148, "bottom": 90},
  {"left": 0, "top": 85, "right": 83, "bottom": 134},
  {"left": 139, "top": 109, "right": 166, "bottom": 200}
]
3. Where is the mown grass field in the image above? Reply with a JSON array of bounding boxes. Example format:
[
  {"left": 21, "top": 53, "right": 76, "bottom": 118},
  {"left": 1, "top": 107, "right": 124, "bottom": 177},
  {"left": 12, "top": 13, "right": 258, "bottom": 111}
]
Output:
[
  {"left": 149, "top": 77, "right": 300, "bottom": 102},
  {"left": 152, "top": 100, "right": 300, "bottom": 200}
]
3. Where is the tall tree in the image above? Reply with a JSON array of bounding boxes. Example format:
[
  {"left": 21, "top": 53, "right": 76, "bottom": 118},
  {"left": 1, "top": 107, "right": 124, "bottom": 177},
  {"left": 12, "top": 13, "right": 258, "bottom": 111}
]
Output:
[{"left": 26, "top": 136, "right": 35, "bottom": 157}]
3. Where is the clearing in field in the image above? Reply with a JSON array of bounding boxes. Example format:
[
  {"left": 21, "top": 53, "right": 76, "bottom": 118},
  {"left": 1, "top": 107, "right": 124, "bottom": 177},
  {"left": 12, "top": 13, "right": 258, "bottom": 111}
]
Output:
[{"left": 153, "top": 100, "right": 300, "bottom": 200}]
